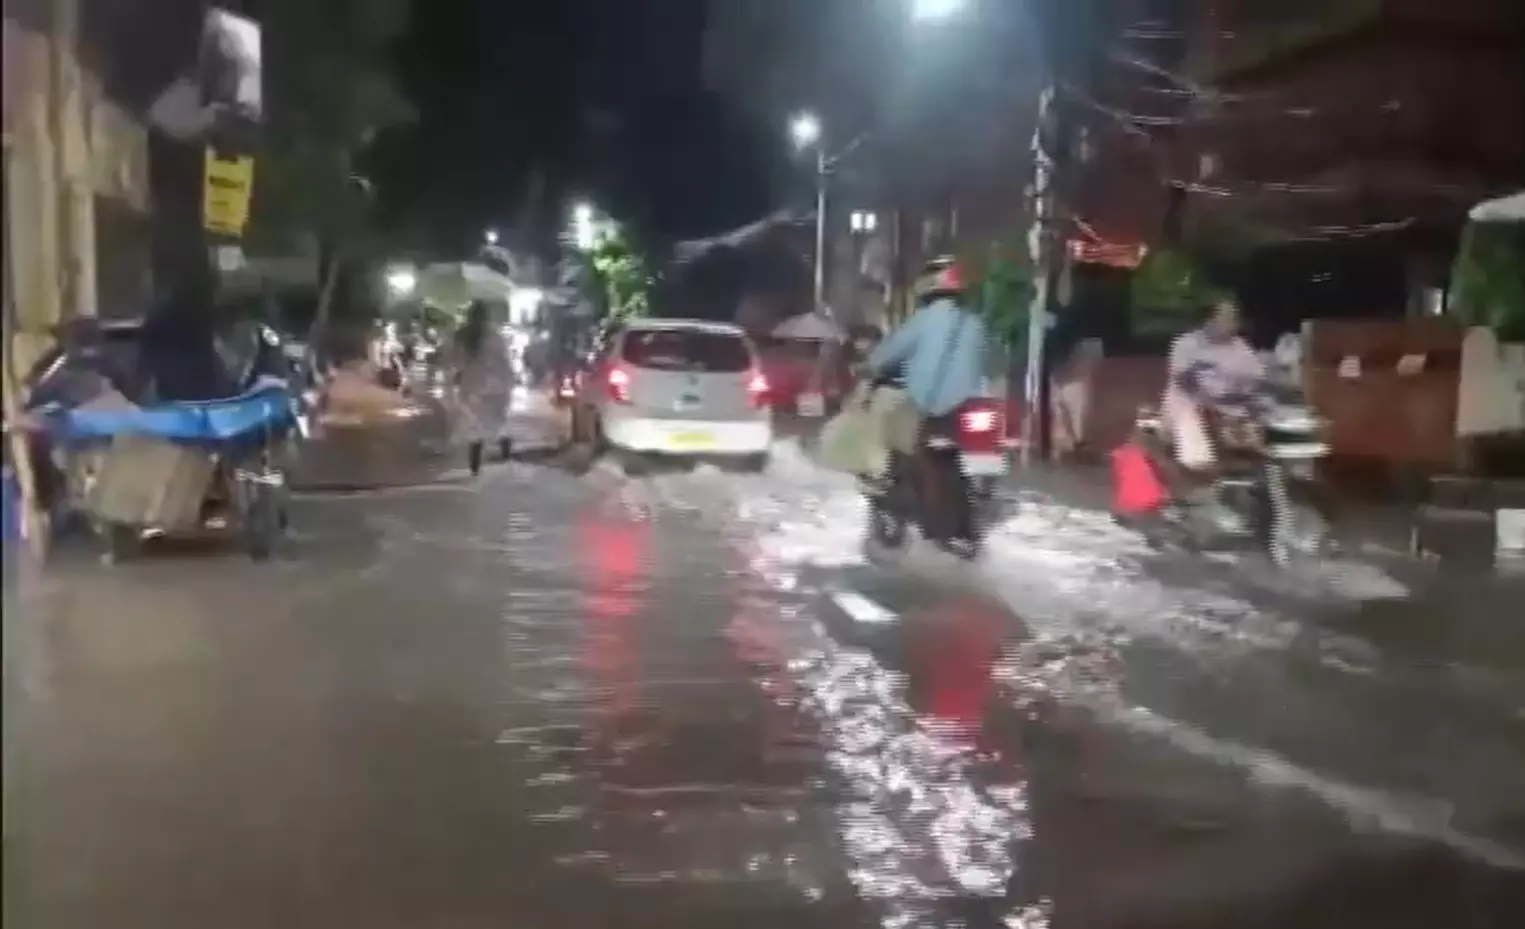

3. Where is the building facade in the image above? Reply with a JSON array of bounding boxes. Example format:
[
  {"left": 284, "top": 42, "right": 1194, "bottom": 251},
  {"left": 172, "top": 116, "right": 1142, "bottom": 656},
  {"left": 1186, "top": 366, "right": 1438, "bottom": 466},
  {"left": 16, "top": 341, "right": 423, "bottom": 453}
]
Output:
[{"left": 4, "top": 0, "right": 164, "bottom": 367}]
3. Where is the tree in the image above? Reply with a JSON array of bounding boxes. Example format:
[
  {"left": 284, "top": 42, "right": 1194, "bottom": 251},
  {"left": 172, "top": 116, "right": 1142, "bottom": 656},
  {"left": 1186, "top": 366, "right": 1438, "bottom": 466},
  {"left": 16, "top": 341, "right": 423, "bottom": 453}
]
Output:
[
  {"left": 1450, "top": 222, "right": 1525, "bottom": 341},
  {"left": 975, "top": 237, "right": 1037, "bottom": 350},
  {"left": 588, "top": 230, "right": 654, "bottom": 319},
  {"left": 251, "top": 0, "right": 413, "bottom": 257},
  {"left": 1129, "top": 246, "right": 1227, "bottom": 336}
]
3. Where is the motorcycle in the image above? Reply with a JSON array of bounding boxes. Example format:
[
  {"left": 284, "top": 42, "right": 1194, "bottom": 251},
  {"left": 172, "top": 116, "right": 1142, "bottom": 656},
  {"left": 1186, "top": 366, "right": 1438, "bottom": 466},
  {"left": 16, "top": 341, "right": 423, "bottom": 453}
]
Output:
[
  {"left": 1111, "top": 383, "right": 1332, "bottom": 566},
  {"left": 860, "top": 379, "right": 986, "bottom": 561}
]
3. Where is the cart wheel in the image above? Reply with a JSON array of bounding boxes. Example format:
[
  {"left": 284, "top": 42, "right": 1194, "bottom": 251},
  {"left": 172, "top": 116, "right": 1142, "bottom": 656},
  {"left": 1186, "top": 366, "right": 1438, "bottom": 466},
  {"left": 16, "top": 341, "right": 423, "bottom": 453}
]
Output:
[{"left": 243, "top": 484, "right": 280, "bottom": 562}]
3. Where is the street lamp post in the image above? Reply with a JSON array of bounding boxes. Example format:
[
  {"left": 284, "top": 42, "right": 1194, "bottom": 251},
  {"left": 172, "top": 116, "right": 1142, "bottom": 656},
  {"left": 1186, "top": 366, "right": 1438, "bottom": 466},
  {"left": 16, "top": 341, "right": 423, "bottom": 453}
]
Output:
[
  {"left": 812, "top": 144, "right": 828, "bottom": 314},
  {"left": 790, "top": 112, "right": 829, "bottom": 314},
  {"left": 903, "top": 0, "right": 1079, "bottom": 465}
]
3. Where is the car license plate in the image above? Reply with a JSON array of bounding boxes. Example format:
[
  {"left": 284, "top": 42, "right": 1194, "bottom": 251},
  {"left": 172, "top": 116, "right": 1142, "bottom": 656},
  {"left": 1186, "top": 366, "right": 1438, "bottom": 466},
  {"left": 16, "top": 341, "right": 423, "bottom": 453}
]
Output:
[
  {"left": 669, "top": 431, "right": 715, "bottom": 450},
  {"left": 961, "top": 452, "right": 1006, "bottom": 476},
  {"left": 797, "top": 392, "right": 825, "bottom": 417}
]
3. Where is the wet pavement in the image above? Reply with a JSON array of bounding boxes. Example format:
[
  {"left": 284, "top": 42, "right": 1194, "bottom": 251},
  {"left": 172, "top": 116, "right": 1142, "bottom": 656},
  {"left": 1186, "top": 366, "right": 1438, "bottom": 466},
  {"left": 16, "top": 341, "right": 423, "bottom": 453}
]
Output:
[{"left": 5, "top": 433, "right": 1525, "bottom": 928}]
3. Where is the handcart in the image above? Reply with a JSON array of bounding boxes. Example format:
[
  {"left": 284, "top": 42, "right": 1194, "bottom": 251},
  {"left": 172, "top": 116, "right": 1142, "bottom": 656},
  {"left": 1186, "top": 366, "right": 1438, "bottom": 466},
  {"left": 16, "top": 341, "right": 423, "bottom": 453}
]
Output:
[{"left": 41, "top": 378, "right": 305, "bottom": 562}]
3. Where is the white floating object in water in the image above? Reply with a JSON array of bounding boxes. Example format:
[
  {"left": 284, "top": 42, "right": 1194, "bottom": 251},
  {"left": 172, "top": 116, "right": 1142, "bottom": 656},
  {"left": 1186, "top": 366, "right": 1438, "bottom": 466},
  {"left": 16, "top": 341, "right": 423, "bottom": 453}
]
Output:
[
  {"left": 830, "top": 589, "right": 897, "bottom": 625},
  {"left": 1498, "top": 508, "right": 1525, "bottom": 556}
]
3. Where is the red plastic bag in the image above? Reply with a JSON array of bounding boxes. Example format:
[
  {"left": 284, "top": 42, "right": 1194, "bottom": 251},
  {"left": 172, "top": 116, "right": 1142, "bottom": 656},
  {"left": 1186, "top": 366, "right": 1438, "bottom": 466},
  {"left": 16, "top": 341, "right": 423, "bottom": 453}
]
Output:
[{"left": 1111, "top": 441, "right": 1167, "bottom": 515}]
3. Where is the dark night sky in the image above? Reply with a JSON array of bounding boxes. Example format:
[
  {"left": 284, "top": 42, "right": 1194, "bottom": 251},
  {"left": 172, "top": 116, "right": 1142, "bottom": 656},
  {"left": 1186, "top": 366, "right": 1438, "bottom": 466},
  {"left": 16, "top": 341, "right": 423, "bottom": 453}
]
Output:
[{"left": 373, "top": 0, "right": 785, "bottom": 257}]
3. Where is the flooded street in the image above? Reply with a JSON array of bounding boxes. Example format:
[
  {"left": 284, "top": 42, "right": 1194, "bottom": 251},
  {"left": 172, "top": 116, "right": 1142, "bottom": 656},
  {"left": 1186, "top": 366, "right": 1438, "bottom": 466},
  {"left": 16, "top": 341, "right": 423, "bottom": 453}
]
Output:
[{"left": 5, "top": 440, "right": 1524, "bottom": 928}]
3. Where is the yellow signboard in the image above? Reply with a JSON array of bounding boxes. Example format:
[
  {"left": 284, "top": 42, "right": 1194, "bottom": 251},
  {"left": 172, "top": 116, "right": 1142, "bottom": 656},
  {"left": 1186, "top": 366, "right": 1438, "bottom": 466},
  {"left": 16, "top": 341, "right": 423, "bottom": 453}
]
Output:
[{"left": 202, "top": 148, "right": 255, "bottom": 238}]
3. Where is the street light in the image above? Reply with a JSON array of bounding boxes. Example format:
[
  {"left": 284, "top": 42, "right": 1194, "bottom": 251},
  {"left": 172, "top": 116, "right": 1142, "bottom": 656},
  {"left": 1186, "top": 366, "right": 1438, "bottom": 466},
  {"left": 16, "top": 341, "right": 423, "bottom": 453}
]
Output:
[
  {"left": 789, "top": 111, "right": 821, "bottom": 150},
  {"left": 911, "top": 0, "right": 965, "bottom": 20},
  {"left": 484, "top": 228, "right": 499, "bottom": 245},
  {"left": 385, "top": 266, "right": 417, "bottom": 299}
]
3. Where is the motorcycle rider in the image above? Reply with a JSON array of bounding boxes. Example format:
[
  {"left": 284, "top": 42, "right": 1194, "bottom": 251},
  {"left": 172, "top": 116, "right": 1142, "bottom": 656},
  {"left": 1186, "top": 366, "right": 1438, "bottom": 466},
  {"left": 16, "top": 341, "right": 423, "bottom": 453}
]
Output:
[
  {"left": 861, "top": 256, "right": 989, "bottom": 549},
  {"left": 1162, "top": 297, "right": 1265, "bottom": 477}
]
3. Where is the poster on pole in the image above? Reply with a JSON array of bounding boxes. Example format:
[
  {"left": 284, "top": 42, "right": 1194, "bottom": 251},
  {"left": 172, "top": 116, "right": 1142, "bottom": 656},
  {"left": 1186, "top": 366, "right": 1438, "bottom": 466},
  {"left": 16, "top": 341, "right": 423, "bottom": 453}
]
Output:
[{"left": 202, "top": 149, "right": 255, "bottom": 237}]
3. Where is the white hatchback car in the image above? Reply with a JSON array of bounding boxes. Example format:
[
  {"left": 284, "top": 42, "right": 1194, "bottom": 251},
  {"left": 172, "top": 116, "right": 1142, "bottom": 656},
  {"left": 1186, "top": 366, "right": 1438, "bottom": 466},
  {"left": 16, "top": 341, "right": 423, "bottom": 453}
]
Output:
[{"left": 580, "top": 318, "right": 773, "bottom": 471}]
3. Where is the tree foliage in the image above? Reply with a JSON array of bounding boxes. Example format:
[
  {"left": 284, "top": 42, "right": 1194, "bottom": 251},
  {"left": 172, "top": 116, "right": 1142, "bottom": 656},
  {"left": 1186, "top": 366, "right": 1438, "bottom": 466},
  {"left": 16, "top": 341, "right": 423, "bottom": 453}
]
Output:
[
  {"left": 975, "top": 238, "right": 1037, "bottom": 349},
  {"left": 250, "top": 0, "right": 414, "bottom": 253},
  {"left": 589, "top": 230, "right": 654, "bottom": 319},
  {"left": 1450, "top": 222, "right": 1525, "bottom": 341},
  {"left": 1130, "top": 246, "right": 1226, "bottom": 334}
]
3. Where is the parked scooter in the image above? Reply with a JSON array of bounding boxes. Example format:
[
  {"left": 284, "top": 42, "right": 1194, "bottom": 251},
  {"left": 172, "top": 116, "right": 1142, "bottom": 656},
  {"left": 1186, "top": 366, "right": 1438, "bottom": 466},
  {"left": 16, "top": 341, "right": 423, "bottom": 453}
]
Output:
[{"left": 1111, "top": 384, "right": 1332, "bottom": 566}]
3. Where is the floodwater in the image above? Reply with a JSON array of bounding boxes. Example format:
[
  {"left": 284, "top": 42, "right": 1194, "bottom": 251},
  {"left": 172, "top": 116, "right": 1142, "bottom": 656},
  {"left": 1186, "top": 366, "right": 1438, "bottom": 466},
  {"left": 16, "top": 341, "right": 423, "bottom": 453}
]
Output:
[{"left": 4, "top": 438, "right": 1523, "bottom": 928}]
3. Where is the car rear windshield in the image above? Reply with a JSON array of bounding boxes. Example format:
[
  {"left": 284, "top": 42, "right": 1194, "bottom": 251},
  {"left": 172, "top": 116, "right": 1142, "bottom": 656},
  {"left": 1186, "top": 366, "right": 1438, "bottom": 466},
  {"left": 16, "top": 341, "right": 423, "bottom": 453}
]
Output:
[
  {"left": 763, "top": 337, "right": 829, "bottom": 362},
  {"left": 621, "top": 329, "right": 751, "bottom": 373}
]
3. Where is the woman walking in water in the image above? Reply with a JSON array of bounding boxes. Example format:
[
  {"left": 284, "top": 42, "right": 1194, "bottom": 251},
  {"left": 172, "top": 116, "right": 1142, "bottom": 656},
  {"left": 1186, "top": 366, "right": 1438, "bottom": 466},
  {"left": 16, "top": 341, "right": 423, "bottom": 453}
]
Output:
[{"left": 449, "top": 300, "right": 515, "bottom": 476}]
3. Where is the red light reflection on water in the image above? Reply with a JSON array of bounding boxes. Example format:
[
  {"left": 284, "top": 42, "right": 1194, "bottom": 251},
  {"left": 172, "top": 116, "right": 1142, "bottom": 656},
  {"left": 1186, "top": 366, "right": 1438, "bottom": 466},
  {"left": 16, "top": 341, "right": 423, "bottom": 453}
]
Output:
[
  {"left": 579, "top": 512, "right": 650, "bottom": 733},
  {"left": 905, "top": 595, "right": 1007, "bottom": 753}
]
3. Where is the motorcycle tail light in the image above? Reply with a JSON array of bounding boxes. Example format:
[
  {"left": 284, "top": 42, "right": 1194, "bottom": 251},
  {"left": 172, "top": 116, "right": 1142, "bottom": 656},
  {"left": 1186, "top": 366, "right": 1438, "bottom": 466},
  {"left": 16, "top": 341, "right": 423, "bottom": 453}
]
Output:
[{"left": 961, "top": 408, "right": 998, "bottom": 434}]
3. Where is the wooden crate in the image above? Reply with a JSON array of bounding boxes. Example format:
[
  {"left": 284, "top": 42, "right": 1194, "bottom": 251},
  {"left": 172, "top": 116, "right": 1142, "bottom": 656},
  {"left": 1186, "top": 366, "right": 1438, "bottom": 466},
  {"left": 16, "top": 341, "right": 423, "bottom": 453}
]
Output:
[{"left": 83, "top": 434, "right": 217, "bottom": 529}]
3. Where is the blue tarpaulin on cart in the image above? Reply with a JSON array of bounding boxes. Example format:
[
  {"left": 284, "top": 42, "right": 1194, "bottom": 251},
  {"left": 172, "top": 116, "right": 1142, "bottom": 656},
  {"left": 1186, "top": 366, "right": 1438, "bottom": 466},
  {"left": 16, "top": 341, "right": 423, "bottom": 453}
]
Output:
[{"left": 45, "top": 378, "right": 295, "bottom": 444}]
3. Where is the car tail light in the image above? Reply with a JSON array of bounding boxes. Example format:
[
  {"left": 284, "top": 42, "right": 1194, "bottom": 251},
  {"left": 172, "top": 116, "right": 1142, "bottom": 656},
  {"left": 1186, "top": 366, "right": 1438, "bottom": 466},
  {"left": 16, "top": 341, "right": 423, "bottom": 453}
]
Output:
[
  {"left": 606, "top": 366, "right": 632, "bottom": 404},
  {"left": 747, "top": 370, "right": 770, "bottom": 408}
]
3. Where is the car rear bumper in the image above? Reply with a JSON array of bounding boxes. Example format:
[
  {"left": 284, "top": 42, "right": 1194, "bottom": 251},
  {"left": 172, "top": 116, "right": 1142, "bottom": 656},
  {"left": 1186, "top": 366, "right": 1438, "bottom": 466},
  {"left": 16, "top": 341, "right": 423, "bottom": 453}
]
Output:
[{"left": 604, "top": 415, "right": 772, "bottom": 456}]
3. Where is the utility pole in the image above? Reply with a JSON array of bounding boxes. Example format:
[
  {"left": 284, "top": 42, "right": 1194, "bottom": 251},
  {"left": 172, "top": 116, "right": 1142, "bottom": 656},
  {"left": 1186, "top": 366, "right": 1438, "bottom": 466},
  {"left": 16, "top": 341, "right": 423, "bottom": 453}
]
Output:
[
  {"left": 1017, "top": 1, "right": 1092, "bottom": 466},
  {"left": 1018, "top": 85, "right": 1072, "bottom": 466},
  {"left": 889, "top": 207, "right": 907, "bottom": 324}
]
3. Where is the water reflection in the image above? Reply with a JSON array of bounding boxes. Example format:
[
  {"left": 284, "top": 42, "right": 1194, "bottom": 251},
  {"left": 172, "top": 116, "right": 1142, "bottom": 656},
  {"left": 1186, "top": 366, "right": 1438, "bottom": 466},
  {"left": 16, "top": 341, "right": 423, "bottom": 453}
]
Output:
[
  {"left": 569, "top": 504, "right": 846, "bottom": 900},
  {"left": 788, "top": 587, "right": 1049, "bottom": 927}
]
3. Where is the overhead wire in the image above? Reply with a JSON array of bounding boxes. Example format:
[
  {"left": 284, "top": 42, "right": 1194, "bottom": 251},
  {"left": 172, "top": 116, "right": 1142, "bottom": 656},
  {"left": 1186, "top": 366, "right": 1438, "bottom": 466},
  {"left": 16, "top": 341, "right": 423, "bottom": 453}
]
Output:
[{"left": 1057, "top": 28, "right": 1487, "bottom": 244}]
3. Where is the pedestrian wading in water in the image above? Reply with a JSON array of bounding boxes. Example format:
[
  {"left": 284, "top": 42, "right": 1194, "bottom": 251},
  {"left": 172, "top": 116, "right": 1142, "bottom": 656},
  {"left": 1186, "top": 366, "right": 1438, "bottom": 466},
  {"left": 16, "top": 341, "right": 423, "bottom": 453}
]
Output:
[{"left": 448, "top": 300, "right": 516, "bottom": 476}]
